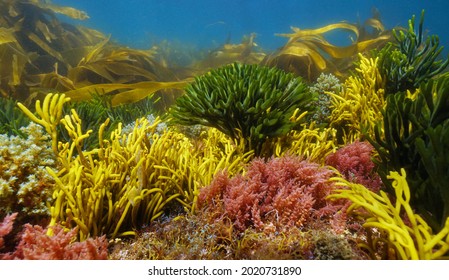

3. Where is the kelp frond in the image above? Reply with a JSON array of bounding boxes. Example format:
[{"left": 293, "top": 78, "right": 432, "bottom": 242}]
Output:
[
  {"left": 262, "top": 14, "right": 391, "bottom": 81},
  {"left": 193, "top": 33, "right": 266, "bottom": 70}
]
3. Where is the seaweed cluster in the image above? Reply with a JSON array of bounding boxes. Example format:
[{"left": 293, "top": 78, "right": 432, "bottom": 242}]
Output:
[
  {"left": 15, "top": 93, "right": 253, "bottom": 240},
  {"left": 371, "top": 74, "right": 449, "bottom": 230},
  {"left": 170, "top": 62, "right": 315, "bottom": 156},
  {"left": 377, "top": 11, "right": 449, "bottom": 95},
  {"left": 330, "top": 169, "right": 449, "bottom": 260},
  {"left": 1, "top": 2, "right": 449, "bottom": 260},
  {"left": 0, "top": 0, "right": 188, "bottom": 109}
]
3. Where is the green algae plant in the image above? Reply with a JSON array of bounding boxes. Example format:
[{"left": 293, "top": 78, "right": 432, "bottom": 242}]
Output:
[
  {"left": 378, "top": 10, "right": 449, "bottom": 95},
  {"left": 0, "top": 98, "right": 30, "bottom": 137},
  {"left": 370, "top": 74, "right": 449, "bottom": 231},
  {"left": 169, "top": 62, "right": 316, "bottom": 156}
]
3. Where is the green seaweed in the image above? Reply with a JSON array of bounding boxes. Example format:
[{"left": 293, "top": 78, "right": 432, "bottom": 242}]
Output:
[
  {"left": 370, "top": 73, "right": 449, "bottom": 230},
  {"left": 169, "top": 62, "right": 316, "bottom": 156},
  {"left": 0, "top": 97, "right": 30, "bottom": 137},
  {"left": 378, "top": 10, "right": 449, "bottom": 95}
]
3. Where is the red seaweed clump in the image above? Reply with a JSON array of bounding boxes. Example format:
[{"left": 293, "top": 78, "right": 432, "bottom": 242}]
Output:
[
  {"left": 0, "top": 213, "right": 108, "bottom": 260},
  {"left": 325, "top": 140, "right": 382, "bottom": 192},
  {"left": 198, "top": 155, "right": 344, "bottom": 232}
]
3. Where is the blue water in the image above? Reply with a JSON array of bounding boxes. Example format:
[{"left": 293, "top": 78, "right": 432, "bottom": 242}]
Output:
[{"left": 53, "top": 0, "right": 449, "bottom": 54}]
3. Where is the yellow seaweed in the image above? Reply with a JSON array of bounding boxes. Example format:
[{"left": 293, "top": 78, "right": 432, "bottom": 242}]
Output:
[
  {"left": 270, "top": 122, "right": 338, "bottom": 163},
  {"left": 16, "top": 93, "right": 71, "bottom": 154},
  {"left": 0, "top": 27, "right": 17, "bottom": 44},
  {"left": 329, "top": 169, "right": 449, "bottom": 259},
  {"left": 62, "top": 80, "right": 191, "bottom": 106},
  {"left": 328, "top": 53, "right": 385, "bottom": 143},
  {"left": 17, "top": 93, "right": 252, "bottom": 240}
]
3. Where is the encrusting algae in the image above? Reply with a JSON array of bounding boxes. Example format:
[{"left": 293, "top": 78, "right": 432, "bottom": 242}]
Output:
[{"left": 1, "top": 1, "right": 449, "bottom": 259}]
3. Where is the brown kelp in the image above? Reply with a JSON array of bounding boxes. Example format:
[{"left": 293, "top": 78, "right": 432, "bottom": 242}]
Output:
[
  {"left": 193, "top": 33, "right": 266, "bottom": 70},
  {"left": 262, "top": 16, "right": 391, "bottom": 81},
  {"left": 0, "top": 0, "right": 104, "bottom": 100},
  {"left": 0, "top": 0, "right": 188, "bottom": 109}
]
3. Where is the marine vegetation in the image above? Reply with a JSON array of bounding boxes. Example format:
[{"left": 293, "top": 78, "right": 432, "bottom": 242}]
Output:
[
  {"left": 329, "top": 169, "right": 449, "bottom": 260},
  {"left": 262, "top": 15, "right": 391, "bottom": 81},
  {"left": 0, "top": 97, "right": 30, "bottom": 137},
  {"left": 16, "top": 93, "right": 252, "bottom": 240},
  {"left": 169, "top": 62, "right": 315, "bottom": 156},
  {"left": 0, "top": 0, "right": 189, "bottom": 108},
  {"left": 197, "top": 155, "right": 347, "bottom": 232},
  {"left": 325, "top": 140, "right": 382, "bottom": 193},
  {"left": 377, "top": 10, "right": 449, "bottom": 95},
  {"left": 0, "top": 0, "right": 100, "bottom": 99},
  {"left": 193, "top": 33, "right": 266, "bottom": 70},
  {"left": 328, "top": 53, "right": 386, "bottom": 143},
  {"left": 109, "top": 212, "right": 364, "bottom": 260},
  {"left": 0, "top": 213, "right": 108, "bottom": 260},
  {"left": 60, "top": 94, "right": 160, "bottom": 150},
  {"left": 1, "top": 2, "right": 449, "bottom": 260},
  {"left": 0, "top": 122, "right": 56, "bottom": 230},
  {"left": 370, "top": 73, "right": 449, "bottom": 231},
  {"left": 308, "top": 73, "right": 342, "bottom": 125},
  {"left": 269, "top": 122, "right": 338, "bottom": 163}
]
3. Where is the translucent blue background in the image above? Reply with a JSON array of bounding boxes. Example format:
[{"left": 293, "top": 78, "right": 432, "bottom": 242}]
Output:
[{"left": 52, "top": 0, "right": 449, "bottom": 54}]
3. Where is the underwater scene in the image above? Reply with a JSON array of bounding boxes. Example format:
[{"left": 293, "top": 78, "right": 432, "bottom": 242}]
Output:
[{"left": 1, "top": 0, "right": 449, "bottom": 260}]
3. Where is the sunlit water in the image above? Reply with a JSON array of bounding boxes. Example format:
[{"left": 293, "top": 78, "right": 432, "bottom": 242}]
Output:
[{"left": 52, "top": 0, "right": 449, "bottom": 55}]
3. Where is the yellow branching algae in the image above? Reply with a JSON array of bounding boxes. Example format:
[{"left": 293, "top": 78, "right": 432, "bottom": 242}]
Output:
[
  {"left": 17, "top": 93, "right": 252, "bottom": 240},
  {"left": 328, "top": 53, "right": 386, "bottom": 143},
  {"left": 17, "top": 93, "right": 70, "bottom": 154},
  {"left": 329, "top": 169, "right": 449, "bottom": 260},
  {"left": 271, "top": 123, "right": 338, "bottom": 163}
]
